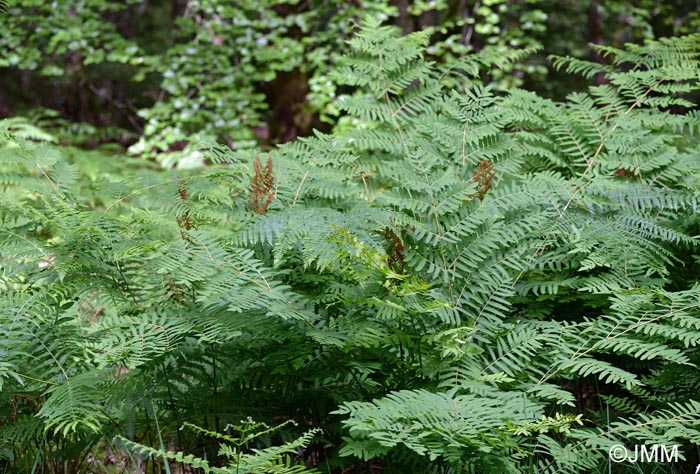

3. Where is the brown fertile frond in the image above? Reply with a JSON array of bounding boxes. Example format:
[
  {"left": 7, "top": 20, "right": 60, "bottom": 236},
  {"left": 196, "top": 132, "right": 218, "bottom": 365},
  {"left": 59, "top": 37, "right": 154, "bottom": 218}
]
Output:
[
  {"left": 249, "top": 154, "right": 275, "bottom": 214},
  {"left": 381, "top": 227, "right": 406, "bottom": 274},
  {"left": 175, "top": 178, "right": 195, "bottom": 233},
  {"left": 472, "top": 159, "right": 496, "bottom": 200}
]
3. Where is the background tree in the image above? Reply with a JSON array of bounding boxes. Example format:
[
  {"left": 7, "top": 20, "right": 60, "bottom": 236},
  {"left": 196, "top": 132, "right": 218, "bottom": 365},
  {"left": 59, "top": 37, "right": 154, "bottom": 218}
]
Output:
[{"left": 2, "top": 0, "right": 698, "bottom": 160}]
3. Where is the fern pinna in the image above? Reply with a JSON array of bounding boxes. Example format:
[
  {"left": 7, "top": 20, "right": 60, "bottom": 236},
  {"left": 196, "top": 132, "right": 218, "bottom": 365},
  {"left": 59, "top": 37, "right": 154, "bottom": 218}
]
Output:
[{"left": 1, "top": 21, "right": 700, "bottom": 474}]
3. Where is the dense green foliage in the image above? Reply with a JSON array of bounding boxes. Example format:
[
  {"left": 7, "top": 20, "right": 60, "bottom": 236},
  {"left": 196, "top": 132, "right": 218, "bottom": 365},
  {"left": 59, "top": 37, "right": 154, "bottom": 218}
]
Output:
[
  {"left": 2, "top": 0, "right": 699, "bottom": 160},
  {"left": 2, "top": 4, "right": 700, "bottom": 474}
]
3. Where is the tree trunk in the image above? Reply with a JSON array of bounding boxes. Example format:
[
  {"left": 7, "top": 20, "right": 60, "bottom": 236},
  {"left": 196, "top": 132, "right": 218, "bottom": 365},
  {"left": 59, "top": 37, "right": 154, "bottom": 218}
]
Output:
[{"left": 587, "top": 0, "right": 608, "bottom": 85}]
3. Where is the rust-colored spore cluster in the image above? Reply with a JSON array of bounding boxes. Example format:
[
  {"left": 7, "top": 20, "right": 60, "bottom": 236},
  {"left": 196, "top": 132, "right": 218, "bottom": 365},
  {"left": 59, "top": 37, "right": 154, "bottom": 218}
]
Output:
[
  {"left": 382, "top": 227, "right": 406, "bottom": 274},
  {"left": 472, "top": 159, "right": 496, "bottom": 200},
  {"left": 176, "top": 178, "right": 194, "bottom": 232},
  {"left": 249, "top": 154, "right": 275, "bottom": 215}
]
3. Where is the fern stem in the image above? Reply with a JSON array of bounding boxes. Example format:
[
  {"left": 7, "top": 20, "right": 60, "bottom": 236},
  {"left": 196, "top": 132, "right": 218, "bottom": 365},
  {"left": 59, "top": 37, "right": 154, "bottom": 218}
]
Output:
[
  {"left": 151, "top": 403, "right": 172, "bottom": 474},
  {"left": 160, "top": 361, "right": 184, "bottom": 457},
  {"left": 115, "top": 261, "right": 138, "bottom": 304},
  {"left": 211, "top": 345, "right": 220, "bottom": 434}
]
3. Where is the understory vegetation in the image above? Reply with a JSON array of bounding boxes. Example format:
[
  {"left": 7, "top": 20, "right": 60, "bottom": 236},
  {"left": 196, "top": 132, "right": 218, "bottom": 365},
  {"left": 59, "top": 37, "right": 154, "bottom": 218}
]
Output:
[{"left": 1, "top": 4, "right": 700, "bottom": 474}]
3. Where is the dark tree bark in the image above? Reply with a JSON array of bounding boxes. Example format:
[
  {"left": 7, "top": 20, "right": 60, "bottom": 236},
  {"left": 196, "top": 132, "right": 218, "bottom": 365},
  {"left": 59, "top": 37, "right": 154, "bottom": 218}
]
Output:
[
  {"left": 587, "top": 0, "right": 608, "bottom": 85},
  {"left": 417, "top": 8, "right": 438, "bottom": 30},
  {"left": 0, "top": 89, "right": 12, "bottom": 119},
  {"left": 393, "top": 0, "right": 414, "bottom": 34},
  {"left": 268, "top": 69, "right": 313, "bottom": 144}
]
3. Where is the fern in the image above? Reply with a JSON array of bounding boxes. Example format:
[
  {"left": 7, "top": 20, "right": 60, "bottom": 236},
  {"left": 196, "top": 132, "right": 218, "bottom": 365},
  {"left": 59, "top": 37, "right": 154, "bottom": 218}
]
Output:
[
  {"left": 1, "top": 19, "right": 700, "bottom": 474},
  {"left": 118, "top": 421, "right": 320, "bottom": 474}
]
